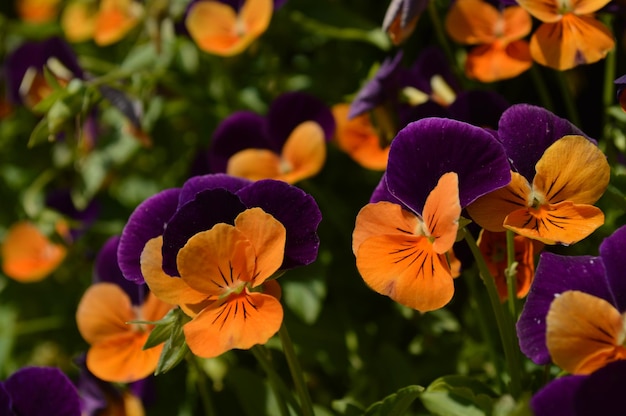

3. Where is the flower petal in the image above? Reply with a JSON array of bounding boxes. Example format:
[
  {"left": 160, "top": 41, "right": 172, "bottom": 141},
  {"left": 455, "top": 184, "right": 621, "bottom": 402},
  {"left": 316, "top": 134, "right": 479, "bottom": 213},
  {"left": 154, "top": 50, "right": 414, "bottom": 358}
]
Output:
[
  {"left": 465, "top": 41, "right": 532, "bottom": 83},
  {"left": 61, "top": 1, "right": 97, "bottom": 42},
  {"left": 279, "top": 121, "right": 326, "bottom": 183},
  {"left": 599, "top": 225, "right": 626, "bottom": 311},
  {"left": 546, "top": 290, "right": 626, "bottom": 374},
  {"left": 516, "top": 0, "right": 560, "bottom": 22},
  {"left": 227, "top": 148, "right": 282, "bottom": 180},
  {"left": 95, "top": 235, "right": 144, "bottom": 305},
  {"left": 530, "top": 374, "right": 584, "bottom": 416},
  {"left": 423, "top": 172, "right": 460, "bottom": 254},
  {"left": 184, "top": 291, "right": 283, "bottom": 358},
  {"left": 94, "top": 0, "right": 142, "bottom": 46},
  {"left": 445, "top": 0, "right": 501, "bottom": 45},
  {"left": 179, "top": 174, "right": 251, "bottom": 207}
]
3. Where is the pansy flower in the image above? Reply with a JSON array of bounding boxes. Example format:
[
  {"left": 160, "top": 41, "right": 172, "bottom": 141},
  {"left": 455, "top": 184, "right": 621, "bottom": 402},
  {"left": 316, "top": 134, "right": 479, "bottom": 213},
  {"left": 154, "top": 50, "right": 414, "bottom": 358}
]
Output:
[
  {"left": 516, "top": 0, "right": 614, "bottom": 70},
  {"left": 184, "top": 0, "right": 275, "bottom": 56},
  {"left": 444, "top": 0, "right": 533, "bottom": 82},
  {"left": 382, "top": 0, "right": 428, "bottom": 45},
  {"left": 517, "top": 225, "right": 626, "bottom": 374},
  {"left": 76, "top": 236, "right": 172, "bottom": 383},
  {"left": 16, "top": 0, "right": 60, "bottom": 23},
  {"left": 117, "top": 174, "right": 321, "bottom": 357},
  {"left": 0, "top": 367, "right": 81, "bottom": 416},
  {"left": 207, "top": 92, "right": 335, "bottom": 183},
  {"left": 353, "top": 118, "right": 511, "bottom": 312},
  {"left": 467, "top": 104, "right": 610, "bottom": 245}
]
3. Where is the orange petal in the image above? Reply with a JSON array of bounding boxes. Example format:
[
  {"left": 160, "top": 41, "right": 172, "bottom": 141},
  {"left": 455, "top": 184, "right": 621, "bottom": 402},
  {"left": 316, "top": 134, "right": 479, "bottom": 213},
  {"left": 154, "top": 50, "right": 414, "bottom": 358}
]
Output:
[
  {"left": 227, "top": 149, "right": 282, "bottom": 181},
  {"left": 184, "top": 291, "right": 283, "bottom": 358},
  {"left": 422, "top": 172, "right": 460, "bottom": 254},
  {"left": 445, "top": 0, "right": 501, "bottom": 44},
  {"left": 279, "top": 121, "right": 326, "bottom": 183},
  {"left": 504, "top": 201, "right": 604, "bottom": 245},
  {"left": 94, "top": 0, "right": 143, "bottom": 46},
  {"left": 86, "top": 331, "right": 163, "bottom": 383},
  {"left": 352, "top": 201, "right": 421, "bottom": 255},
  {"left": 76, "top": 282, "right": 134, "bottom": 345},
  {"left": 1, "top": 221, "right": 66, "bottom": 282},
  {"left": 178, "top": 224, "right": 255, "bottom": 295},
  {"left": 530, "top": 15, "right": 614, "bottom": 70},
  {"left": 533, "top": 135, "right": 610, "bottom": 205},
  {"left": 16, "top": 0, "right": 60, "bottom": 23},
  {"left": 233, "top": 208, "right": 286, "bottom": 287},
  {"left": 185, "top": 0, "right": 272, "bottom": 56},
  {"left": 501, "top": 6, "right": 533, "bottom": 42},
  {"left": 141, "top": 236, "right": 211, "bottom": 316},
  {"left": 141, "top": 291, "right": 174, "bottom": 323},
  {"left": 332, "top": 104, "right": 389, "bottom": 171},
  {"left": 466, "top": 171, "right": 531, "bottom": 232},
  {"left": 465, "top": 41, "right": 532, "bottom": 83},
  {"left": 356, "top": 234, "right": 454, "bottom": 312},
  {"left": 61, "top": 1, "right": 97, "bottom": 42},
  {"left": 386, "top": 12, "right": 419, "bottom": 45},
  {"left": 572, "top": 0, "right": 612, "bottom": 15},
  {"left": 516, "top": 0, "right": 561, "bottom": 23},
  {"left": 547, "top": 290, "right": 626, "bottom": 375}
]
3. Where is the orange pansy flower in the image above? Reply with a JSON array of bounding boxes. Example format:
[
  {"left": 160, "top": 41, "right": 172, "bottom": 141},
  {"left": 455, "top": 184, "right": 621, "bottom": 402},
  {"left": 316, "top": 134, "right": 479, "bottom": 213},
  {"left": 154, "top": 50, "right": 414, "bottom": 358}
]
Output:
[
  {"left": 1, "top": 221, "right": 66, "bottom": 282},
  {"left": 16, "top": 0, "right": 60, "bottom": 23},
  {"left": 331, "top": 103, "right": 389, "bottom": 171},
  {"left": 467, "top": 135, "right": 609, "bottom": 245},
  {"left": 76, "top": 282, "right": 172, "bottom": 383},
  {"left": 445, "top": 0, "right": 533, "bottom": 82},
  {"left": 185, "top": 0, "right": 273, "bottom": 56},
  {"left": 517, "top": 0, "right": 614, "bottom": 70},
  {"left": 141, "top": 208, "right": 286, "bottom": 358},
  {"left": 353, "top": 172, "right": 461, "bottom": 312},
  {"left": 546, "top": 290, "right": 626, "bottom": 375}
]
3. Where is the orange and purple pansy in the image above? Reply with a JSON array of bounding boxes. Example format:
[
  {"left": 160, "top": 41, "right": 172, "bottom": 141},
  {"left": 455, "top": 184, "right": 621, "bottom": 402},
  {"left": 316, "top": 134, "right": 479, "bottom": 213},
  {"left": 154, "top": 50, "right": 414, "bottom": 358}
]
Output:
[
  {"left": 353, "top": 117, "right": 511, "bottom": 312},
  {"left": 467, "top": 104, "right": 609, "bottom": 245},
  {"left": 117, "top": 174, "right": 321, "bottom": 357},
  {"left": 0, "top": 366, "right": 81, "bottom": 416},
  {"left": 517, "top": 225, "right": 626, "bottom": 373},
  {"left": 206, "top": 92, "right": 335, "bottom": 183},
  {"left": 382, "top": 0, "right": 428, "bottom": 45}
]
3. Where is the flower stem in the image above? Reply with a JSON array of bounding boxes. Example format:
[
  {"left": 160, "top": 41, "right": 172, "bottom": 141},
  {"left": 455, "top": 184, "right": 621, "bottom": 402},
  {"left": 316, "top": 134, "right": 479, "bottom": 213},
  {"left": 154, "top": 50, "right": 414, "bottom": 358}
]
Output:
[
  {"left": 464, "top": 230, "right": 522, "bottom": 398},
  {"left": 530, "top": 65, "right": 555, "bottom": 112},
  {"left": 556, "top": 70, "right": 581, "bottom": 127},
  {"left": 278, "top": 323, "right": 315, "bottom": 416},
  {"left": 505, "top": 230, "right": 519, "bottom": 319},
  {"left": 187, "top": 355, "right": 217, "bottom": 416},
  {"left": 428, "top": 0, "right": 465, "bottom": 87},
  {"left": 251, "top": 345, "right": 297, "bottom": 416}
]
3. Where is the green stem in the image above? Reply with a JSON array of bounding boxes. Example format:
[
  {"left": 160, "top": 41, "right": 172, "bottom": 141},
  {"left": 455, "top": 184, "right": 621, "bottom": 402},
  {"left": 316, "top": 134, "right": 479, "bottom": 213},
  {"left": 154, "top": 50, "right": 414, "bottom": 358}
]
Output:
[
  {"left": 251, "top": 346, "right": 297, "bottom": 416},
  {"left": 14, "top": 316, "right": 64, "bottom": 336},
  {"left": 187, "top": 356, "right": 217, "bottom": 416},
  {"left": 464, "top": 230, "right": 522, "bottom": 398},
  {"left": 278, "top": 323, "right": 315, "bottom": 416},
  {"left": 505, "top": 230, "right": 519, "bottom": 319},
  {"left": 556, "top": 71, "right": 581, "bottom": 127},
  {"left": 530, "top": 65, "right": 555, "bottom": 112},
  {"left": 428, "top": 0, "right": 465, "bottom": 87}
]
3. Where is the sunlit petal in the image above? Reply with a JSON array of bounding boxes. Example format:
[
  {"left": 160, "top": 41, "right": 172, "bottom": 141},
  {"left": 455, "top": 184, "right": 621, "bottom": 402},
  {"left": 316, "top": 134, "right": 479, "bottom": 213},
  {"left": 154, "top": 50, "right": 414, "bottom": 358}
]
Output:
[
  {"left": 465, "top": 41, "right": 532, "bottom": 83},
  {"left": 422, "top": 172, "right": 460, "bottom": 254},
  {"left": 280, "top": 121, "right": 326, "bottom": 183},
  {"left": 76, "top": 283, "right": 134, "bottom": 345},
  {"left": 226, "top": 148, "right": 282, "bottom": 181},
  {"left": 572, "top": 0, "right": 612, "bottom": 15},
  {"left": 516, "top": 0, "right": 561, "bottom": 22},
  {"left": 445, "top": 0, "right": 500, "bottom": 44},
  {"left": 94, "top": 0, "right": 142, "bottom": 46},
  {"left": 61, "top": 2, "right": 96, "bottom": 42}
]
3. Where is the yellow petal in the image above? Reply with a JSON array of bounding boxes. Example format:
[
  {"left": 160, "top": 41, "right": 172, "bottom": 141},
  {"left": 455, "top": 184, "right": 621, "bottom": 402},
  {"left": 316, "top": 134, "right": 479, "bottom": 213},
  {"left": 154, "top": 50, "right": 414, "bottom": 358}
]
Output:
[
  {"left": 422, "top": 172, "right": 460, "bottom": 254},
  {"left": 61, "top": 1, "right": 97, "bottom": 42},
  {"left": 279, "top": 121, "right": 326, "bottom": 183},
  {"left": 534, "top": 135, "right": 609, "bottom": 205},
  {"left": 547, "top": 290, "right": 626, "bottom": 375}
]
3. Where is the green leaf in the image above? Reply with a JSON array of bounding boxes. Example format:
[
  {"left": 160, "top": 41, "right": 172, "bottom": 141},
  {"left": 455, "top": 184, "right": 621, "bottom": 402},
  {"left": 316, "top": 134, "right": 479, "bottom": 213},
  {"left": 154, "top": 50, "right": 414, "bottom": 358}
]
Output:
[
  {"left": 151, "top": 308, "right": 192, "bottom": 375},
  {"left": 142, "top": 308, "right": 179, "bottom": 349},
  {"left": 282, "top": 260, "right": 328, "bottom": 324},
  {"left": 420, "top": 375, "right": 498, "bottom": 416},
  {"left": 363, "top": 385, "right": 424, "bottom": 416}
]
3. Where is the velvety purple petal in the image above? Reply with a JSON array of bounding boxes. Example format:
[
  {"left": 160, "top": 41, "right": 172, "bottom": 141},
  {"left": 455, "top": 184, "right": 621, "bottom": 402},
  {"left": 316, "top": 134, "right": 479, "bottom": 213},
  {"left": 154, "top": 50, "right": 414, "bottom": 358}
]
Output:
[
  {"left": 0, "top": 384, "right": 11, "bottom": 415},
  {"left": 404, "top": 47, "right": 460, "bottom": 94},
  {"left": 95, "top": 236, "right": 145, "bottom": 305},
  {"left": 4, "top": 37, "right": 83, "bottom": 104},
  {"left": 266, "top": 91, "right": 336, "bottom": 144},
  {"left": 349, "top": 51, "right": 404, "bottom": 119},
  {"left": 449, "top": 90, "right": 509, "bottom": 129},
  {"left": 118, "top": 188, "right": 181, "bottom": 284},
  {"left": 162, "top": 189, "right": 247, "bottom": 276},
  {"left": 75, "top": 355, "right": 113, "bottom": 416},
  {"left": 386, "top": 117, "right": 511, "bottom": 213},
  {"left": 4, "top": 367, "right": 81, "bottom": 416},
  {"left": 614, "top": 74, "right": 626, "bottom": 101},
  {"left": 517, "top": 252, "right": 610, "bottom": 365},
  {"left": 382, "top": 0, "right": 428, "bottom": 33},
  {"left": 599, "top": 225, "right": 626, "bottom": 312},
  {"left": 575, "top": 360, "right": 626, "bottom": 415},
  {"left": 274, "top": 0, "right": 288, "bottom": 8},
  {"left": 237, "top": 180, "right": 322, "bottom": 269},
  {"left": 179, "top": 174, "right": 251, "bottom": 207},
  {"left": 369, "top": 173, "right": 410, "bottom": 209},
  {"left": 208, "top": 111, "right": 271, "bottom": 173},
  {"left": 530, "top": 374, "right": 584, "bottom": 416},
  {"left": 45, "top": 189, "right": 100, "bottom": 240},
  {"left": 497, "top": 104, "right": 591, "bottom": 181}
]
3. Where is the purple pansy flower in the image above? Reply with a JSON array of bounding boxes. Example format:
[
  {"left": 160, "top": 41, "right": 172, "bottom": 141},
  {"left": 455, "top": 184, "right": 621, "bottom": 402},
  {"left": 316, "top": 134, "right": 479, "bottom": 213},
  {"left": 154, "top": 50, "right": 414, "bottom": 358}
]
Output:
[
  {"left": 95, "top": 235, "right": 146, "bottom": 305},
  {"left": 0, "top": 367, "right": 81, "bottom": 416},
  {"left": 118, "top": 174, "right": 322, "bottom": 283}
]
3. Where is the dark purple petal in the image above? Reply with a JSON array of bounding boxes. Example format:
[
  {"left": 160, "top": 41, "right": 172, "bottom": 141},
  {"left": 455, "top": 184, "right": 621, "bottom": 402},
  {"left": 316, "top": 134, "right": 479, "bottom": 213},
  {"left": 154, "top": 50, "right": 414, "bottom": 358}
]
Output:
[
  {"left": 4, "top": 367, "right": 81, "bottom": 416},
  {"left": 95, "top": 236, "right": 145, "bottom": 305},
  {"left": 349, "top": 51, "right": 405, "bottom": 119},
  {"left": 386, "top": 117, "right": 511, "bottom": 213},
  {"left": 162, "top": 189, "right": 247, "bottom": 276},
  {"left": 575, "top": 360, "right": 626, "bottom": 415},
  {"left": 208, "top": 111, "right": 271, "bottom": 173},
  {"left": 404, "top": 47, "right": 460, "bottom": 94},
  {"left": 266, "top": 91, "right": 336, "bottom": 144},
  {"left": 517, "top": 252, "right": 610, "bottom": 365},
  {"left": 45, "top": 189, "right": 100, "bottom": 241},
  {"left": 497, "top": 104, "right": 591, "bottom": 181},
  {"left": 599, "top": 225, "right": 626, "bottom": 312},
  {"left": 274, "top": 0, "right": 288, "bottom": 8},
  {"left": 614, "top": 74, "right": 626, "bottom": 102},
  {"left": 4, "top": 37, "right": 83, "bottom": 104},
  {"left": 448, "top": 90, "right": 509, "bottom": 129},
  {"left": 118, "top": 188, "right": 181, "bottom": 284},
  {"left": 0, "top": 384, "right": 11, "bottom": 415},
  {"left": 237, "top": 180, "right": 322, "bottom": 269},
  {"left": 179, "top": 174, "right": 251, "bottom": 207},
  {"left": 530, "top": 374, "right": 584, "bottom": 416},
  {"left": 369, "top": 173, "right": 410, "bottom": 209},
  {"left": 75, "top": 355, "right": 113, "bottom": 416}
]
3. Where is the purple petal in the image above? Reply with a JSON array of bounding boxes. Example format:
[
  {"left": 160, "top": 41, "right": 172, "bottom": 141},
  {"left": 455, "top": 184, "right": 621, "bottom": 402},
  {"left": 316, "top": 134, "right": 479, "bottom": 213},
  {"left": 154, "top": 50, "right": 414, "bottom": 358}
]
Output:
[
  {"left": 448, "top": 90, "right": 509, "bottom": 129},
  {"left": 386, "top": 117, "right": 511, "bottom": 213},
  {"left": 575, "top": 360, "right": 626, "bottom": 414},
  {"left": 599, "top": 225, "right": 626, "bottom": 312},
  {"left": 274, "top": 0, "right": 288, "bottom": 8},
  {"left": 118, "top": 188, "right": 181, "bottom": 284},
  {"left": 45, "top": 189, "right": 100, "bottom": 241},
  {"left": 530, "top": 374, "right": 584, "bottom": 416},
  {"left": 369, "top": 173, "right": 410, "bottom": 209},
  {"left": 517, "top": 252, "right": 610, "bottom": 365},
  {"left": 162, "top": 189, "right": 247, "bottom": 276},
  {"left": 95, "top": 236, "right": 145, "bottom": 305},
  {"left": 208, "top": 112, "right": 271, "bottom": 173},
  {"left": 497, "top": 104, "right": 590, "bottom": 181},
  {"left": 237, "top": 180, "right": 322, "bottom": 269},
  {"left": 4, "top": 367, "right": 81, "bottom": 416},
  {"left": 404, "top": 47, "right": 459, "bottom": 94},
  {"left": 266, "top": 91, "right": 336, "bottom": 144},
  {"left": 179, "top": 174, "right": 251, "bottom": 207},
  {"left": 0, "top": 384, "right": 11, "bottom": 415}
]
